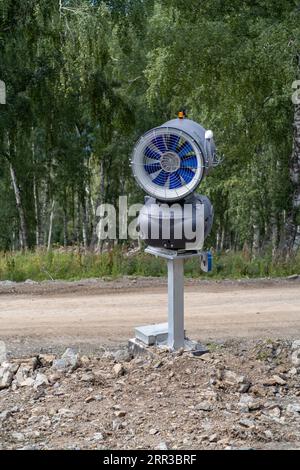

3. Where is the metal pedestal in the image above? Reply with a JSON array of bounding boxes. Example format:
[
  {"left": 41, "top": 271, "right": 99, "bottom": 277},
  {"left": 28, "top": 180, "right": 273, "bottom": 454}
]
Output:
[
  {"left": 133, "top": 247, "right": 207, "bottom": 351},
  {"left": 167, "top": 257, "right": 184, "bottom": 349}
]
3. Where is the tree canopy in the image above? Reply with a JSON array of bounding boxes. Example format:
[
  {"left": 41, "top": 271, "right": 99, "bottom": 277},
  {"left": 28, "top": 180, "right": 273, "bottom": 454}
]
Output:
[{"left": 0, "top": 0, "right": 299, "bottom": 255}]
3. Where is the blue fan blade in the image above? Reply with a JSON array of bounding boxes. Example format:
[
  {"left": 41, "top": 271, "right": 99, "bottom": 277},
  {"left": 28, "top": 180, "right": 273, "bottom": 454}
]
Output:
[
  {"left": 152, "top": 135, "right": 167, "bottom": 153},
  {"left": 167, "top": 134, "right": 180, "bottom": 152},
  {"left": 144, "top": 163, "right": 161, "bottom": 174},
  {"left": 169, "top": 171, "right": 182, "bottom": 189},
  {"left": 152, "top": 169, "right": 169, "bottom": 186},
  {"left": 181, "top": 156, "right": 198, "bottom": 169},
  {"left": 144, "top": 146, "right": 161, "bottom": 160},
  {"left": 178, "top": 168, "right": 195, "bottom": 184},
  {"left": 178, "top": 141, "right": 194, "bottom": 157}
]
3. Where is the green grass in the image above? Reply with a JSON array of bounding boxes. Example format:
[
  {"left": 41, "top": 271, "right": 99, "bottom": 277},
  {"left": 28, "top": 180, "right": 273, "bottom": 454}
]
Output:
[{"left": 0, "top": 248, "right": 299, "bottom": 282}]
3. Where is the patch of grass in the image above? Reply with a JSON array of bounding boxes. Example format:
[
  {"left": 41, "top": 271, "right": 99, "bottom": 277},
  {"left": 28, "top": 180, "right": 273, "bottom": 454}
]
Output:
[
  {"left": 206, "top": 342, "right": 223, "bottom": 352},
  {"left": 0, "top": 247, "right": 299, "bottom": 282}
]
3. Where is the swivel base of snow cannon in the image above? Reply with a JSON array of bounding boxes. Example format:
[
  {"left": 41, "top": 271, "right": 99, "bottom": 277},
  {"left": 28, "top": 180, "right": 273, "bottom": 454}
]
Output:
[{"left": 138, "top": 193, "right": 213, "bottom": 252}]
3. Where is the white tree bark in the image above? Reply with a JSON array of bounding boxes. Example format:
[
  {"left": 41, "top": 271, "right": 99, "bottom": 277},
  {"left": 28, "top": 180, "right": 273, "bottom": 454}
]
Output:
[
  {"left": 90, "top": 160, "right": 105, "bottom": 250},
  {"left": 282, "top": 104, "right": 300, "bottom": 254},
  {"left": 270, "top": 212, "right": 278, "bottom": 256},
  {"left": 63, "top": 207, "right": 68, "bottom": 247},
  {"left": 47, "top": 199, "right": 55, "bottom": 252},
  {"left": 9, "top": 162, "right": 28, "bottom": 251},
  {"left": 33, "top": 174, "right": 41, "bottom": 247}
]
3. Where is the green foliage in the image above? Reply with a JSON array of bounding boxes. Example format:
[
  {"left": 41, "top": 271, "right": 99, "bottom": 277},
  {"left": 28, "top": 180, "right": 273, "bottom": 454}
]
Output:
[
  {"left": 0, "top": 249, "right": 299, "bottom": 282},
  {"left": 0, "top": 0, "right": 299, "bottom": 256}
]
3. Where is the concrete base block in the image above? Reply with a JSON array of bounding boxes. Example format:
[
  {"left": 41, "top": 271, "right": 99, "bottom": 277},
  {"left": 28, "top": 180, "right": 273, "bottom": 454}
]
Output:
[{"left": 134, "top": 323, "right": 169, "bottom": 346}]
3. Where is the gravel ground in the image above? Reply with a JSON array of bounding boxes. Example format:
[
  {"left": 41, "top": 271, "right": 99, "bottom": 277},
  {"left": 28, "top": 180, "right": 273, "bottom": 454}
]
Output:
[{"left": 1, "top": 339, "right": 300, "bottom": 450}]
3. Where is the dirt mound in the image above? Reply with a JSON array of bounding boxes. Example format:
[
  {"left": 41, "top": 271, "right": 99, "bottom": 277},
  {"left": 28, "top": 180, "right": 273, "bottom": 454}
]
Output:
[{"left": 1, "top": 340, "right": 300, "bottom": 450}]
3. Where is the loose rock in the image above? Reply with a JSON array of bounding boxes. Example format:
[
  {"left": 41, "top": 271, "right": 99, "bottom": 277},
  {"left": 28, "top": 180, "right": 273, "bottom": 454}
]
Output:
[
  {"left": 223, "top": 370, "right": 250, "bottom": 389},
  {"left": 52, "top": 348, "right": 79, "bottom": 372},
  {"left": 15, "top": 365, "right": 33, "bottom": 387},
  {"left": 11, "top": 432, "right": 25, "bottom": 442},
  {"left": 264, "top": 430, "right": 274, "bottom": 439},
  {"left": 198, "top": 353, "right": 211, "bottom": 362},
  {"left": 114, "top": 410, "right": 126, "bottom": 418},
  {"left": 149, "top": 428, "right": 158, "bottom": 435},
  {"left": 239, "top": 418, "right": 256, "bottom": 428},
  {"left": 288, "top": 367, "right": 298, "bottom": 377},
  {"left": 291, "top": 350, "right": 300, "bottom": 367},
  {"left": 80, "top": 372, "right": 95, "bottom": 383},
  {"left": 264, "top": 375, "right": 287, "bottom": 386},
  {"left": 92, "top": 433, "right": 105, "bottom": 442},
  {"left": 48, "top": 372, "right": 62, "bottom": 384},
  {"left": 79, "top": 355, "right": 90, "bottom": 367},
  {"left": 114, "top": 349, "right": 132, "bottom": 363},
  {"left": 113, "top": 363, "right": 125, "bottom": 377},
  {"left": 58, "top": 408, "right": 75, "bottom": 418},
  {"left": 238, "top": 395, "right": 261, "bottom": 412},
  {"left": 0, "top": 341, "right": 7, "bottom": 364},
  {"left": 33, "top": 373, "right": 49, "bottom": 389},
  {"left": 38, "top": 354, "right": 56, "bottom": 367},
  {"left": 195, "top": 402, "right": 213, "bottom": 412},
  {"left": 286, "top": 403, "right": 300, "bottom": 414},
  {"left": 292, "top": 340, "right": 300, "bottom": 351},
  {"left": 0, "top": 410, "right": 11, "bottom": 422},
  {"left": 85, "top": 396, "right": 95, "bottom": 403},
  {"left": 155, "top": 442, "right": 168, "bottom": 450},
  {"left": 0, "top": 362, "right": 19, "bottom": 389}
]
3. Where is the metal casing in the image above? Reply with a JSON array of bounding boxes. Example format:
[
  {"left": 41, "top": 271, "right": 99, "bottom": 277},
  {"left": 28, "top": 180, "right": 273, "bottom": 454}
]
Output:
[
  {"left": 138, "top": 194, "right": 213, "bottom": 251},
  {"left": 162, "top": 118, "right": 216, "bottom": 173},
  {"left": 131, "top": 118, "right": 216, "bottom": 202}
]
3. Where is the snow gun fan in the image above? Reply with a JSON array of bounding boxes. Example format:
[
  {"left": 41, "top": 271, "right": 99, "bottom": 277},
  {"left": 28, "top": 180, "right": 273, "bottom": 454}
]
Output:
[
  {"left": 130, "top": 112, "right": 222, "bottom": 351},
  {"left": 131, "top": 112, "right": 218, "bottom": 202},
  {"left": 131, "top": 112, "right": 220, "bottom": 251}
]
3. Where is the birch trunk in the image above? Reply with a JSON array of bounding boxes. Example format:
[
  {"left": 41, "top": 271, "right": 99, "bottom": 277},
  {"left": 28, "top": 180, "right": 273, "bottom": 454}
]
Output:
[
  {"left": 47, "top": 199, "right": 55, "bottom": 252},
  {"left": 216, "top": 229, "right": 221, "bottom": 251},
  {"left": 76, "top": 195, "right": 81, "bottom": 245},
  {"left": 282, "top": 104, "right": 300, "bottom": 254},
  {"left": 63, "top": 207, "right": 68, "bottom": 247},
  {"left": 96, "top": 162, "right": 106, "bottom": 252},
  {"left": 81, "top": 185, "right": 90, "bottom": 250},
  {"left": 31, "top": 130, "right": 41, "bottom": 248},
  {"left": 252, "top": 223, "right": 260, "bottom": 256},
  {"left": 9, "top": 161, "right": 28, "bottom": 251},
  {"left": 82, "top": 197, "right": 88, "bottom": 250},
  {"left": 90, "top": 160, "right": 105, "bottom": 250},
  {"left": 270, "top": 212, "right": 278, "bottom": 256},
  {"left": 43, "top": 167, "right": 51, "bottom": 247},
  {"left": 220, "top": 226, "right": 225, "bottom": 251},
  {"left": 33, "top": 174, "right": 41, "bottom": 247}
]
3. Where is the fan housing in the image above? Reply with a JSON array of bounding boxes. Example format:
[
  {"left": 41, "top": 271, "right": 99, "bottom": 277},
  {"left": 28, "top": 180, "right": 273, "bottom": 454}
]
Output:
[{"left": 131, "top": 118, "right": 215, "bottom": 202}]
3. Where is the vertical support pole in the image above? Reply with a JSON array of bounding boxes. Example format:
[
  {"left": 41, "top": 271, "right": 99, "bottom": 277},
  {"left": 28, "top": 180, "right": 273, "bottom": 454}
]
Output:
[{"left": 167, "top": 257, "right": 184, "bottom": 350}]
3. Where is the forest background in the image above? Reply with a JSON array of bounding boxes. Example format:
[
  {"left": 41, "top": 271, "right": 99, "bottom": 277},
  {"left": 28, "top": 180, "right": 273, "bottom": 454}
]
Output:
[{"left": 0, "top": 0, "right": 300, "bottom": 281}]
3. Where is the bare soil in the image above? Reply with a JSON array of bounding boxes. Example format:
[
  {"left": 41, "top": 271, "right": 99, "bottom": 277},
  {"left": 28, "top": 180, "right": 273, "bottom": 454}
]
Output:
[
  {"left": 1, "top": 277, "right": 300, "bottom": 450},
  {"left": 0, "top": 277, "right": 300, "bottom": 357}
]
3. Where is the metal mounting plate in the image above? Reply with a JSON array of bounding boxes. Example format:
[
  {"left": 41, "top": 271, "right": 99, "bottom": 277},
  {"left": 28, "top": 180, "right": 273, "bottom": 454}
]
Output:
[{"left": 145, "top": 246, "right": 203, "bottom": 260}]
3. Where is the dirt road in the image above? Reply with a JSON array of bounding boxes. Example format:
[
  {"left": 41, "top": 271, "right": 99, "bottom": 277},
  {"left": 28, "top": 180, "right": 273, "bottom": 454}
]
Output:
[{"left": 0, "top": 277, "right": 300, "bottom": 356}]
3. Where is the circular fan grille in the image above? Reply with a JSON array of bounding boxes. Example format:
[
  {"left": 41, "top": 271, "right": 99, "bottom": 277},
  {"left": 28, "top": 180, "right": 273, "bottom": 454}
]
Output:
[{"left": 132, "top": 127, "right": 204, "bottom": 201}]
